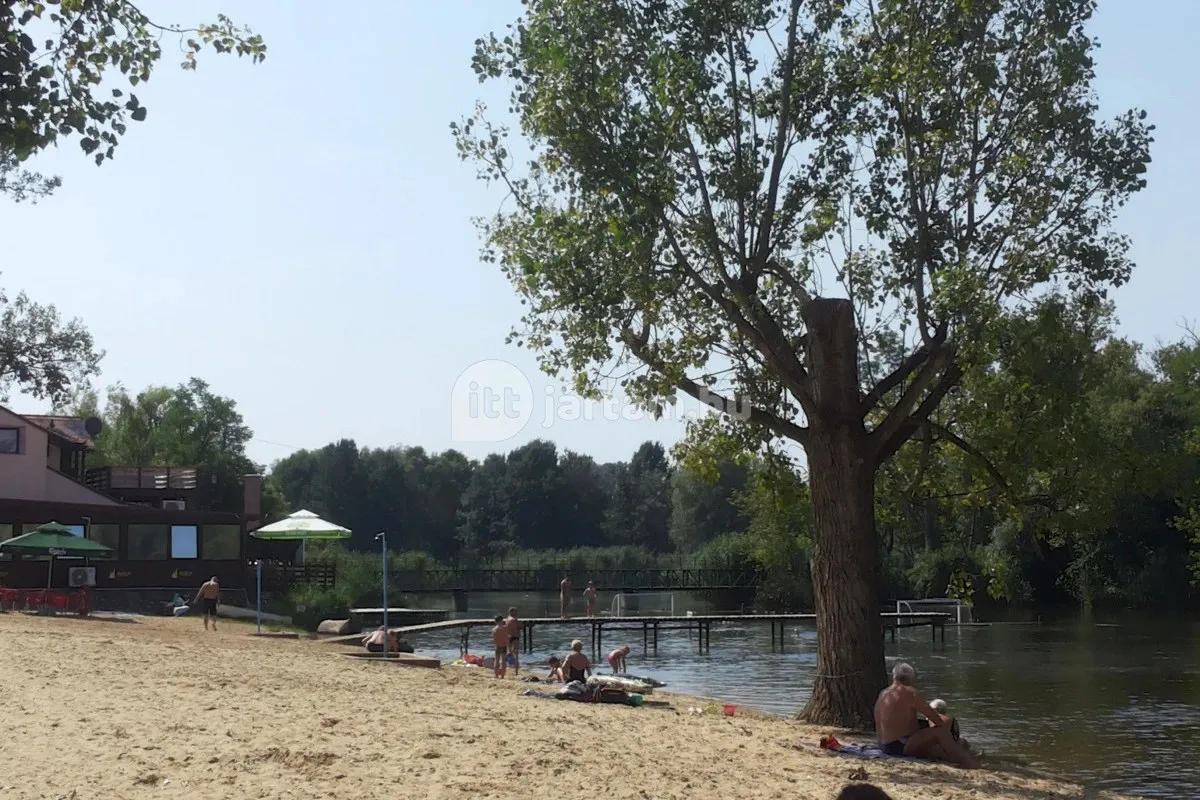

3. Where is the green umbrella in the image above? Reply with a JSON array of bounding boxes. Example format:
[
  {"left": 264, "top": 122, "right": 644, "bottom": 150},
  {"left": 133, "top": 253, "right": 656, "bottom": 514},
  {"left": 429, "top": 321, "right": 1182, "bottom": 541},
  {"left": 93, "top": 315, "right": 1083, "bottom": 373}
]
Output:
[{"left": 0, "top": 522, "right": 114, "bottom": 589}]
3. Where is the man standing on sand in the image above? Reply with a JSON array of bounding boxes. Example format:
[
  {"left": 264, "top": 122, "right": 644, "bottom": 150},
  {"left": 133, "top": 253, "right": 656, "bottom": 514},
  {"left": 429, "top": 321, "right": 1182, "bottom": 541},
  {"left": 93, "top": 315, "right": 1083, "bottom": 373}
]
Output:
[
  {"left": 874, "top": 662, "right": 979, "bottom": 768},
  {"left": 193, "top": 576, "right": 220, "bottom": 632},
  {"left": 503, "top": 606, "right": 521, "bottom": 676},
  {"left": 559, "top": 575, "right": 572, "bottom": 619},
  {"left": 583, "top": 580, "right": 598, "bottom": 617}
]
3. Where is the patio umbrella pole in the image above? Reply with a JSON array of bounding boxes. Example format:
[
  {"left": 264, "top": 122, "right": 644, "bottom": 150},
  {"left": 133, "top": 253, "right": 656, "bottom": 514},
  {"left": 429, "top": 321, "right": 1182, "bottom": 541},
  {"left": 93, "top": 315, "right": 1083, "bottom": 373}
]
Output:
[
  {"left": 255, "top": 560, "right": 263, "bottom": 635},
  {"left": 46, "top": 555, "right": 53, "bottom": 589}
]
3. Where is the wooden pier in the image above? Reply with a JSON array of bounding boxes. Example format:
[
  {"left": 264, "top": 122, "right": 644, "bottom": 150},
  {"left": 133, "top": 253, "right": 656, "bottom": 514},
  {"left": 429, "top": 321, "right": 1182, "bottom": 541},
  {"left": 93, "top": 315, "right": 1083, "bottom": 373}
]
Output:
[{"left": 324, "top": 612, "right": 949, "bottom": 657}]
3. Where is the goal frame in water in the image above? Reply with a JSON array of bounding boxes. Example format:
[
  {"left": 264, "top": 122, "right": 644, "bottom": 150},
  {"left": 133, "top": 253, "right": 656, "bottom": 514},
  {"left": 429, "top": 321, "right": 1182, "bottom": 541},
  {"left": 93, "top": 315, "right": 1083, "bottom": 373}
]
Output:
[
  {"left": 895, "top": 598, "right": 972, "bottom": 624},
  {"left": 609, "top": 591, "right": 677, "bottom": 618}
]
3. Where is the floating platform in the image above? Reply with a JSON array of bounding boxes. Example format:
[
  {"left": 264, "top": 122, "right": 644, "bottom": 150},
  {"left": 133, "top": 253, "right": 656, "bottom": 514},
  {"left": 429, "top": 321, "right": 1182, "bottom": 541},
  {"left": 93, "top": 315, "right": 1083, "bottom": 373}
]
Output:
[{"left": 341, "top": 651, "right": 441, "bottom": 669}]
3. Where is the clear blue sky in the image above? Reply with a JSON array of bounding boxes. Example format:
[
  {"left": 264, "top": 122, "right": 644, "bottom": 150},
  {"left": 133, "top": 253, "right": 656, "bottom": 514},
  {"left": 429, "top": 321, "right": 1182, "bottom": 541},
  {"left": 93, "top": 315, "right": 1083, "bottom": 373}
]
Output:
[{"left": 0, "top": 1, "right": 1195, "bottom": 470}]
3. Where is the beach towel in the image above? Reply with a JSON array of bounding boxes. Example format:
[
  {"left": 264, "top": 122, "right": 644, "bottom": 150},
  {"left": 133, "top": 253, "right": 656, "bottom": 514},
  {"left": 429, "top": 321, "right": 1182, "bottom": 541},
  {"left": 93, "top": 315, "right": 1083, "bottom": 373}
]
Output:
[
  {"left": 521, "top": 689, "right": 558, "bottom": 700},
  {"left": 825, "top": 742, "right": 925, "bottom": 763}
]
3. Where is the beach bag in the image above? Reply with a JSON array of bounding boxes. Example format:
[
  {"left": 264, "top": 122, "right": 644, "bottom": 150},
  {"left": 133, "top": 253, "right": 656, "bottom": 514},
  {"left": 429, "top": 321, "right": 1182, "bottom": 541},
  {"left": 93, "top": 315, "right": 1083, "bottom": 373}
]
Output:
[
  {"left": 172, "top": 604, "right": 190, "bottom": 617},
  {"left": 594, "top": 686, "right": 629, "bottom": 705}
]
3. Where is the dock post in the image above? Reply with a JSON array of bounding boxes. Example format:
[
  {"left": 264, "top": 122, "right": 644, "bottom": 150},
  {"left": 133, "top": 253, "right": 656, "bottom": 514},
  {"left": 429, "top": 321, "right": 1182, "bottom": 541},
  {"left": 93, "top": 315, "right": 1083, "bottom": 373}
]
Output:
[
  {"left": 642, "top": 621, "right": 648, "bottom": 653},
  {"left": 652, "top": 621, "right": 658, "bottom": 652}
]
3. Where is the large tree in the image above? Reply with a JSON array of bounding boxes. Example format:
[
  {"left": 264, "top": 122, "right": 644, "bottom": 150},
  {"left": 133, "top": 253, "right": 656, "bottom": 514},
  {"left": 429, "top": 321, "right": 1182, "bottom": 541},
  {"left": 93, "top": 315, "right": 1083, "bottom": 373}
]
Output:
[
  {"left": 92, "top": 378, "right": 260, "bottom": 512},
  {"left": 454, "top": 0, "right": 1152, "bottom": 725}
]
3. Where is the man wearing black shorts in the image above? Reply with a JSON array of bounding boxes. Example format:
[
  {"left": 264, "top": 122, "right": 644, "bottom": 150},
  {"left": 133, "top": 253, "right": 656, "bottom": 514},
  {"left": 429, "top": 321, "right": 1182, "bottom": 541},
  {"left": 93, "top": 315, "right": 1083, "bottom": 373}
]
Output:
[{"left": 194, "top": 576, "right": 220, "bottom": 631}]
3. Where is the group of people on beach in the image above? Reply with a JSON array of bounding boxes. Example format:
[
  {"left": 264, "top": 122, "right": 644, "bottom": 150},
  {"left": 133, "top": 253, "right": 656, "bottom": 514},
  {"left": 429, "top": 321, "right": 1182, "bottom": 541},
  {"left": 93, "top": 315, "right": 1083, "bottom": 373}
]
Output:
[{"left": 489, "top": 604, "right": 631, "bottom": 682}]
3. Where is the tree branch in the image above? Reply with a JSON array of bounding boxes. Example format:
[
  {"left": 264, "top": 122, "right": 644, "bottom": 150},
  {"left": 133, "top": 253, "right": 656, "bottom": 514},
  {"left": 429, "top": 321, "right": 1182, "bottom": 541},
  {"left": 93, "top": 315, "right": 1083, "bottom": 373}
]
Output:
[
  {"left": 870, "top": 357, "right": 962, "bottom": 466},
  {"left": 620, "top": 327, "right": 809, "bottom": 446},
  {"left": 924, "top": 421, "right": 1056, "bottom": 510},
  {"left": 752, "top": 0, "right": 802, "bottom": 261},
  {"left": 859, "top": 324, "right": 948, "bottom": 413}
]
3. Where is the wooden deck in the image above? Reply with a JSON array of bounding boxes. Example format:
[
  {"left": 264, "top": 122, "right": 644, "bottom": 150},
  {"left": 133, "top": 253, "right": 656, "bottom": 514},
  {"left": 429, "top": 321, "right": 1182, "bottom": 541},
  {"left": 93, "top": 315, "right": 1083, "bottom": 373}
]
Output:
[
  {"left": 323, "top": 612, "right": 950, "bottom": 656},
  {"left": 341, "top": 651, "right": 441, "bottom": 669}
]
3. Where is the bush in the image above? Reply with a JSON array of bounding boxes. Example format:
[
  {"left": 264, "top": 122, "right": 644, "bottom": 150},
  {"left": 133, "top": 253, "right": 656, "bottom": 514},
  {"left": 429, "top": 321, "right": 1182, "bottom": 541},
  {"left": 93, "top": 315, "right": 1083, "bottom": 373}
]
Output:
[{"left": 288, "top": 585, "right": 350, "bottom": 632}]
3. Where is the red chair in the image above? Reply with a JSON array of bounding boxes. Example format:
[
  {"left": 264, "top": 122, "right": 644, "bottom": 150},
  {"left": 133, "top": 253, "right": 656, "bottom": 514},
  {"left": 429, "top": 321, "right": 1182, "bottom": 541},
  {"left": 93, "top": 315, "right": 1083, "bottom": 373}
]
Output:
[
  {"left": 69, "top": 588, "right": 91, "bottom": 616},
  {"left": 46, "top": 591, "right": 70, "bottom": 611},
  {"left": 24, "top": 590, "right": 47, "bottom": 611},
  {"left": 0, "top": 588, "right": 18, "bottom": 611}
]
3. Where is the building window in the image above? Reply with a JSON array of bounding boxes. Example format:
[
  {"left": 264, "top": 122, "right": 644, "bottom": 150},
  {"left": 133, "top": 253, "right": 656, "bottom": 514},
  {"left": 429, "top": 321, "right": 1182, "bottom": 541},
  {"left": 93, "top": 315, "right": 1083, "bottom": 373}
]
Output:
[
  {"left": 88, "top": 524, "right": 120, "bottom": 553},
  {"left": 127, "top": 524, "right": 169, "bottom": 560},
  {"left": 201, "top": 525, "right": 241, "bottom": 560},
  {"left": 0, "top": 427, "right": 18, "bottom": 454},
  {"left": 170, "top": 525, "right": 198, "bottom": 559}
]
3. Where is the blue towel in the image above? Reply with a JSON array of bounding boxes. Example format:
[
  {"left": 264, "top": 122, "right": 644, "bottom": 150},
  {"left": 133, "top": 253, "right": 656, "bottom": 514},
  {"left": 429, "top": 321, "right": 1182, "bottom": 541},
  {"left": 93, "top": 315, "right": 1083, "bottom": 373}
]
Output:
[{"left": 833, "top": 743, "right": 924, "bottom": 762}]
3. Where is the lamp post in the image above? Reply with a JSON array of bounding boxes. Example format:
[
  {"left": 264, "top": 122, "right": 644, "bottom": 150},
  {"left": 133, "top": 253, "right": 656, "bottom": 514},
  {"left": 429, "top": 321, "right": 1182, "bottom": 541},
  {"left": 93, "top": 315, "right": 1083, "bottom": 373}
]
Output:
[{"left": 375, "top": 532, "right": 388, "bottom": 645}]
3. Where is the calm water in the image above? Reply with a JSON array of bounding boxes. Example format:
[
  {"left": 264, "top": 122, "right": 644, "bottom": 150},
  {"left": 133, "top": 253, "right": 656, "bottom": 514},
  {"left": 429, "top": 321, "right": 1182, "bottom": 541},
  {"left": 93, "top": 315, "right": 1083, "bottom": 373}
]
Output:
[{"left": 401, "top": 592, "right": 1199, "bottom": 798}]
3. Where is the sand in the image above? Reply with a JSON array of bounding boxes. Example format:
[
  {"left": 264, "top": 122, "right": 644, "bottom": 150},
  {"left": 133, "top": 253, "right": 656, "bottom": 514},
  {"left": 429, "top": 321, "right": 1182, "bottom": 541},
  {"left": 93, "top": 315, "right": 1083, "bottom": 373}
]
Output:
[{"left": 0, "top": 613, "right": 1131, "bottom": 800}]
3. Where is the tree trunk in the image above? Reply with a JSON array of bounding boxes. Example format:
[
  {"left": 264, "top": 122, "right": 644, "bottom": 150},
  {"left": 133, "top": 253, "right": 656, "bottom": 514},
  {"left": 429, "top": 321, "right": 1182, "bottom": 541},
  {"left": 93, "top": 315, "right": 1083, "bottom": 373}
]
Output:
[
  {"left": 922, "top": 496, "right": 940, "bottom": 551},
  {"left": 799, "top": 298, "right": 886, "bottom": 729}
]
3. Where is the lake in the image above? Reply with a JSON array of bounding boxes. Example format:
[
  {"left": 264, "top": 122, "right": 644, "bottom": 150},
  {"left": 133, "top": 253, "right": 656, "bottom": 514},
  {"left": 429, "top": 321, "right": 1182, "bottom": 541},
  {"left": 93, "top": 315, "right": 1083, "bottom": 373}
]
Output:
[{"left": 398, "top": 591, "right": 1199, "bottom": 798}]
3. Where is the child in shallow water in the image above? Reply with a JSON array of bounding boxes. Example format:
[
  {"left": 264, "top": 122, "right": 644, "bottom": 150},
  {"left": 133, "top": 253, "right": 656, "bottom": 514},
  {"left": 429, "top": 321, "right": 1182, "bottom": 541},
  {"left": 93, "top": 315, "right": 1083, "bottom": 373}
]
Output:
[
  {"left": 607, "top": 645, "right": 631, "bottom": 674},
  {"left": 546, "top": 655, "right": 565, "bottom": 682}
]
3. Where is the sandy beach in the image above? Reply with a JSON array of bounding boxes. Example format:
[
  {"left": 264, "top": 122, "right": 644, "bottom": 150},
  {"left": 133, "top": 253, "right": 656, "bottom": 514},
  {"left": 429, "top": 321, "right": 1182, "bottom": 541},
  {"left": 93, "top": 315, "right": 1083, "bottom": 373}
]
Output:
[{"left": 0, "top": 613, "right": 1131, "bottom": 800}]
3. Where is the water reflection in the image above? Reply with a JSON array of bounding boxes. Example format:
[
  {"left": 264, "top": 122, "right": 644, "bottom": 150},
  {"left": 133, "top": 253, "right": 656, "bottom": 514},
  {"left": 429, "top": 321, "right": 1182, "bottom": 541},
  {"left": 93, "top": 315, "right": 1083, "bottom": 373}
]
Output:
[{"left": 403, "top": 593, "right": 1198, "bottom": 797}]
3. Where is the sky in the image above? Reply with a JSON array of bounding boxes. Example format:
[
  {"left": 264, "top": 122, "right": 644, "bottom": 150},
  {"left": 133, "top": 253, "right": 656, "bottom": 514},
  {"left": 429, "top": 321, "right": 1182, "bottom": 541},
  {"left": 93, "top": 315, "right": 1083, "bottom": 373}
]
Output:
[{"left": 1, "top": 1, "right": 1196, "bottom": 471}]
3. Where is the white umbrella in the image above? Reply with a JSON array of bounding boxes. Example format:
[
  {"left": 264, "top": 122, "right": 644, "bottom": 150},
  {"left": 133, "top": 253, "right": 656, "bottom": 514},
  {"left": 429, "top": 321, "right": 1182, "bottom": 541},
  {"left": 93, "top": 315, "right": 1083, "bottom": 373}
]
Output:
[
  {"left": 248, "top": 510, "right": 351, "bottom": 633},
  {"left": 250, "top": 509, "right": 352, "bottom": 541}
]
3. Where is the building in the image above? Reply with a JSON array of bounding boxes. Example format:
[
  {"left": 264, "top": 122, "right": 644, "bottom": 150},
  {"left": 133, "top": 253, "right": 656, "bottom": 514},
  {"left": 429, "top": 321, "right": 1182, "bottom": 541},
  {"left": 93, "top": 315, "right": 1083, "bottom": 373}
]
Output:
[{"left": 0, "top": 405, "right": 266, "bottom": 592}]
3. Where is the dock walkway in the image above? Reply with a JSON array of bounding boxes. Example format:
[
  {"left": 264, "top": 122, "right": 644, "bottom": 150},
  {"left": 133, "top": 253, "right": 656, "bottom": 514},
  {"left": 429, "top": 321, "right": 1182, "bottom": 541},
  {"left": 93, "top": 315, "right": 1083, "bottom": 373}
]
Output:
[{"left": 324, "top": 612, "right": 950, "bottom": 656}]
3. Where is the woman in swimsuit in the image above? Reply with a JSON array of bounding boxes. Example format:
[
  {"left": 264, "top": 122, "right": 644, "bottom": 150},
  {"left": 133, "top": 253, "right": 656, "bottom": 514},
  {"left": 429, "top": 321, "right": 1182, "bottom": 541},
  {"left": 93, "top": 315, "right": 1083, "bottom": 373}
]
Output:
[{"left": 562, "top": 639, "right": 591, "bottom": 683}]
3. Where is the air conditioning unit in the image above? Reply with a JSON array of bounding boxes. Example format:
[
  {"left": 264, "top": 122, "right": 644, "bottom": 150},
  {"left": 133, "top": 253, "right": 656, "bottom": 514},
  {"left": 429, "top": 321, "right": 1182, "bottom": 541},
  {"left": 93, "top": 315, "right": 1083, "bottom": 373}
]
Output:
[
  {"left": 162, "top": 499, "right": 186, "bottom": 511},
  {"left": 68, "top": 567, "right": 96, "bottom": 587}
]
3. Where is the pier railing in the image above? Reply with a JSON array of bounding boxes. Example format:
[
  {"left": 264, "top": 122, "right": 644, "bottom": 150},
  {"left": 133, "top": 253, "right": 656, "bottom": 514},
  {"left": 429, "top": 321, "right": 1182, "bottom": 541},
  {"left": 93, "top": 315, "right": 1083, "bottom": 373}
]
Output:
[{"left": 384, "top": 567, "right": 760, "bottom": 593}]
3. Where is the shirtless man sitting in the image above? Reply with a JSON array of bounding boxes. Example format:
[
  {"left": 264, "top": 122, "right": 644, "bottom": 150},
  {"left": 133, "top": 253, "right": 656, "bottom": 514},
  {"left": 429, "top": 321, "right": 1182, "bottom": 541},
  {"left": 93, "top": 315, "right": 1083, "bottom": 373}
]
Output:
[{"left": 875, "top": 662, "right": 980, "bottom": 768}]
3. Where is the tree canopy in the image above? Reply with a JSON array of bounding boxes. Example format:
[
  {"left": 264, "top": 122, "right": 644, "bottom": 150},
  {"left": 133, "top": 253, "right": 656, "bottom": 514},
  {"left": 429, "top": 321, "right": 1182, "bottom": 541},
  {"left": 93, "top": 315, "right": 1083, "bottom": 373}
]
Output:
[
  {"left": 2, "top": 1, "right": 265, "bottom": 165},
  {"left": 70, "top": 377, "right": 279, "bottom": 515},
  {"left": 453, "top": 0, "right": 1152, "bottom": 725},
  {"left": 1, "top": 1, "right": 265, "bottom": 402}
]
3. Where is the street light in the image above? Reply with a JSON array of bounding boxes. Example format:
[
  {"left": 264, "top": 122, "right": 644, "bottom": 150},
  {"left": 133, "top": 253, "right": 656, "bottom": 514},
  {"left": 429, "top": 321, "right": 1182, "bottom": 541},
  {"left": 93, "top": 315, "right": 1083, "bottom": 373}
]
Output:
[{"left": 375, "top": 532, "right": 388, "bottom": 644}]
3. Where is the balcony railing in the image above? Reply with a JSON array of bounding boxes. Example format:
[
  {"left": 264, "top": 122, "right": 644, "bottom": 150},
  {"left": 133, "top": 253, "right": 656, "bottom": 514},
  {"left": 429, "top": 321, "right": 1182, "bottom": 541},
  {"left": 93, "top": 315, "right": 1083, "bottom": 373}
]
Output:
[{"left": 85, "top": 466, "right": 200, "bottom": 492}]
